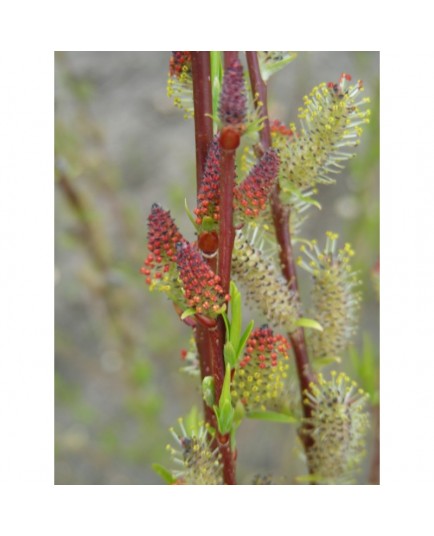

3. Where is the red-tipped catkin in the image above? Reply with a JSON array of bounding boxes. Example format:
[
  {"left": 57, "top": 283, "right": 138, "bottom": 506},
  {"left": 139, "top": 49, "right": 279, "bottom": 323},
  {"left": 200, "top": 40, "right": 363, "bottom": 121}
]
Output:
[
  {"left": 167, "top": 52, "right": 194, "bottom": 118},
  {"left": 218, "top": 59, "right": 247, "bottom": 129},
  {"left": 141, "top": 204, "right": 185, "bottom": 282},
  {"left": 194, "top": 135, "right": 221, "bottom": 227},
  {"left": 231, "top": 228, "right": 300, "bottom": 333},
  {"left": 140, "top": 204, "right": 187, "bottom": 308},
  {"left": 176, "top": 242, "right": 229, "bottom": 317},
  {"left": 169, "top": 52, "right": 192, "bottom": 78},
  {"left": 231, "top": 326, "right": 291, "bottom": 411},
  {"left": 234, "top": 148, "right": 280, "bottom": 221}
]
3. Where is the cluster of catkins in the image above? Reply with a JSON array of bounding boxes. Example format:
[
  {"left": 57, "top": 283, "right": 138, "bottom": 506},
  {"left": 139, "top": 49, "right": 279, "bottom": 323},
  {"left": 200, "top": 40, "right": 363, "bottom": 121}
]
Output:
[{"left": 142, "top": 53, "right": 372, "bottom": 484}]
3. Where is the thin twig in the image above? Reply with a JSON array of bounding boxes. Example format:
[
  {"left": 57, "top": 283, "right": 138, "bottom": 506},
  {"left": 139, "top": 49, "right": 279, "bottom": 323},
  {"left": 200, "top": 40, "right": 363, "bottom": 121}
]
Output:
[
  {"left": 245, "top": 51, "right": 315, "bottom": 456},
  {"left": 191, "top": 51, "right": 236, "bottom": 484}
]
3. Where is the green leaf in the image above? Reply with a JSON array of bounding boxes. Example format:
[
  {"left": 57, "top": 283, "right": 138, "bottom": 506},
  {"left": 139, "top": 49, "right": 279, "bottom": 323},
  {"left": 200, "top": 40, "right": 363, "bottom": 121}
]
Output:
[
  {"left": 295, "top": 317, "right": 323, "bottom": 332},
  {"left": 215, "top": 400, "right": 234, "bottom": 434},
  {"left": 152, "top": 463, "right": 176, "bottom": 484},
  {"left": 202, "top": 376, "right": 215, "bottom": 407},
  {"left": 247, "top": 410, "right": 299, "bottom": 424},
  {"left": 229, "top": 281, "right": 242, "bottom": 351},
  {"left": 184, "top": 198, "right": 199, "bottom": 230},
  {"left": 180, "top": 308, "right": 196, "bottom": 320},
  {"left": 259, "top": 52, "right": 297, "bottom": 82},
  {"left": 313, "top": 355, "right": 342, "bottom": 370},
  {"left": 221, "top": 311, "right": 230, "bottom": 340},
  {"left": 224, "top": 341, "right": 237, "bottom": 368},
  {"left": 236, "top": 319, "right": 254, "bottom": 361},
  {"left": 210, "top": 51, "right": 223, "bottom": 132},
  {"left": 214, "top": 364, "right": 234, "bottom": 434},
  {"left": 219, "top": 363, "right": 232, "bottom": 409}
]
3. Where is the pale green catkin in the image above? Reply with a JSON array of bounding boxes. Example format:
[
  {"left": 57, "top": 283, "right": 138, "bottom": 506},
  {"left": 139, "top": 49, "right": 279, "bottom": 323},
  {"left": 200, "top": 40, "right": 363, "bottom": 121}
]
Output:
[
  {"left": 298, "top": 232, "right": 361, "bottom": 360},
  {"left": 302, "top": 371, "right": 370, "bottom": 484},
  {"left": 231, "top": 228, "right": 300, "bottom": 333},
  {"left": 166, "top": 420, "right": 223, "bottom": 485}
]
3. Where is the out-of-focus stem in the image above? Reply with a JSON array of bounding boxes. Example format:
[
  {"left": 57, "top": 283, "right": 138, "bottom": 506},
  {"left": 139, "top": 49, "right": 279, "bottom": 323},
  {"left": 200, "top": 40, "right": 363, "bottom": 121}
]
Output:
[
  {"left": 57, "top": 173, "right": 136, "bottom": 364},
  {"left": 369, "top": 404, "right": 380, "bottom": 484}
]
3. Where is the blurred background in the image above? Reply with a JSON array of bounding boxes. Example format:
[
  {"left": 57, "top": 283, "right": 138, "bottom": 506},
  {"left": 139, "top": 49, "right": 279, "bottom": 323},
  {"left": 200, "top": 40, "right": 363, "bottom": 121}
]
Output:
[{"left": 55, "top": 51, "right": 379, "bottom": 484}]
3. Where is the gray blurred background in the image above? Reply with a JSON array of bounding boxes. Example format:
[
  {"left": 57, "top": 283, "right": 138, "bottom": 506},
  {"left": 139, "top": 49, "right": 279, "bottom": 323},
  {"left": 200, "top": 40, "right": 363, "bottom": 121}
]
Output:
[{"left": 55, "top": 51, "right": 379, "bottom": 484}]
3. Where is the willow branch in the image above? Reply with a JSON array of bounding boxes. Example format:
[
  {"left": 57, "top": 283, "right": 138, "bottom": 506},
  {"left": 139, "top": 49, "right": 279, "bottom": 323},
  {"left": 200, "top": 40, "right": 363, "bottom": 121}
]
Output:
[
  {"left": 246, "top": 52, "right": 315, "bottom": 446},
  {"left": 191, "top": 52, "right": 213, "bottom": 193},
  {"left": 191, "top": 51, "right": 236, "bottom": 484}
]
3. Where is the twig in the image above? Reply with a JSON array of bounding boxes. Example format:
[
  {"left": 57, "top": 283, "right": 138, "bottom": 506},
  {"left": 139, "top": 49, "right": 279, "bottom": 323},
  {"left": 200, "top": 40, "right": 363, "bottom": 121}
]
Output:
[
  {"left": 191, "top": 51, "right": 236, "bottom": 484},
  {"left": 245, "top": 51, "right": 315, "bottom": 456}
]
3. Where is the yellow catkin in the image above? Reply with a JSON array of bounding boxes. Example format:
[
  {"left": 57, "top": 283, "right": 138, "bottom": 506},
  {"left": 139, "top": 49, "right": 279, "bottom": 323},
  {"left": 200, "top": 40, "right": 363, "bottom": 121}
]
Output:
[
  {"left": 297, "top": 233, "right": 361, "bottom": 360},
  {"left": 231, "top": 326, "right": 290, "bottom": 412},
  {"left": 271, "top": 76, "right": 370, "bottom": 193},
  {"left": 231, "top": 228, "right": 300, "bottom": 333},
  {"left": 167, "top": 421, "right": 223, "bottom": 485},
  {"left": 301, "top": 372, "right": 369, "bottom": 484}
]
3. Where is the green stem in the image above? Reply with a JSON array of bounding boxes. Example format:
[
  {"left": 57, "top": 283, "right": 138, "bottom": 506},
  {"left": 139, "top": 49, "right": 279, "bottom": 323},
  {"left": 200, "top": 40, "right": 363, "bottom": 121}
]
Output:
[{"left": 210, "top": 51, "right": 222, "bottom": 131}]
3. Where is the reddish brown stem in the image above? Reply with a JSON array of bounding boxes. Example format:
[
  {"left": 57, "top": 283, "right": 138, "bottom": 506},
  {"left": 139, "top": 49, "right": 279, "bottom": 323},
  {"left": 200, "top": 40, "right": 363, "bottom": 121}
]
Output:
[
  {"left": 191, "top": 52, "right": 219, "bottom": 434},
  {"left": 218, "top": 434, "right": 236, "bottom": 485},
  {"left": 246, "top": 52, "right": 315, "bottom": 454},
  {"left": 217, "top": 148, "right": 236, "bottom": 300},
  {"left": 191, "top": 52, "right": 213, "bottom": 193},
  {"left": 369, "top": 404, "right": 380, "bottom": 484},
  {"left": 191, "top": 51, "right": 236, "bottom": 484}
]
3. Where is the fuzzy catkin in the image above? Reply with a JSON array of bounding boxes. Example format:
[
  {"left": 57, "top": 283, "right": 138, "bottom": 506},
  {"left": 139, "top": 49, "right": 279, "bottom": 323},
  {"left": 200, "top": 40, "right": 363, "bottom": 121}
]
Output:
[
  {"left": 231, "top": 326, "right": 290, "bottom": 412},
  {"left": 167, "top": 422, "right": 223, "bottom": 485},
  {"left": 302, "top": 372, "right": 369, "bottom": 484},
  {"left": 297, "top": 233, "right": 361, "bottom": 360},
  {"left": 231, "top": 229, "right": 300, "bottom": 333},
  {"left": 272, "top": 74, "right": 371, "bottom": 193}
]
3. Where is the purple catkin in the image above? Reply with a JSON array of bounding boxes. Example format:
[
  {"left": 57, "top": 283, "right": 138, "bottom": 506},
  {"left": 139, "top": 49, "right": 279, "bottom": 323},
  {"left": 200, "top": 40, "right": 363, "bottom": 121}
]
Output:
[
  {"left": 176, "top": 242, "right": 228, "bottom": 317},
  {"left": 195, "top": 135, "right": 221, "bottom": 224},
  {"left": 234, "top": 148, "right": 280, "bottom": 218},
  {"left": 141, "top": 204, "right": 186, "bottom": 279},
  {"left": 218, "top": 60, "right": 247, "bottom": 126}
]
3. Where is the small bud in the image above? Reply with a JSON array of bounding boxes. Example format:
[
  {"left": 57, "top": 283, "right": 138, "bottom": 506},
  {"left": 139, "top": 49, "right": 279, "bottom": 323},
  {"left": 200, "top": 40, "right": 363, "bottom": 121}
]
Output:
[
  {"left": 220, "top": 126, "right": 240, "bottom": 150},
  {"left": 198, "top": 231, "right": 219, "bottom": 256}
]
